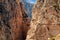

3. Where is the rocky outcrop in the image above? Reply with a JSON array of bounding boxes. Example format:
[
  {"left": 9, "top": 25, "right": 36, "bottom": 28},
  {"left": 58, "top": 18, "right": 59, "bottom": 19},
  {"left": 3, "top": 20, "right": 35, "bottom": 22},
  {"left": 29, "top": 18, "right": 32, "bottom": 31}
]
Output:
[
  {"left": 26, "top": 0, "right": 60, "bottom": 40},
  {"left": 0, "top": 0, "right": 30, "bottom": 40}
]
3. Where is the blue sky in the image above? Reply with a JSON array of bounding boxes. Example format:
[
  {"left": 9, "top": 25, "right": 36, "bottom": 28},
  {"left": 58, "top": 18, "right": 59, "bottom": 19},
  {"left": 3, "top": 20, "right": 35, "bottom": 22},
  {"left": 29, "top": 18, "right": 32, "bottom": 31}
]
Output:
[{"left": 26, "top": 0, "right": 36, "bottom": 4}]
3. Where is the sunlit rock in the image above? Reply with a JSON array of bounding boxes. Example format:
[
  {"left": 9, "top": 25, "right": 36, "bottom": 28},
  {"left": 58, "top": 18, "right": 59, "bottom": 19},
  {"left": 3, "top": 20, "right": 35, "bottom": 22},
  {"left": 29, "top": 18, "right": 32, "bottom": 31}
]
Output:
[{"left": 26, "top": 0, "right": 60, "bottom": 40}]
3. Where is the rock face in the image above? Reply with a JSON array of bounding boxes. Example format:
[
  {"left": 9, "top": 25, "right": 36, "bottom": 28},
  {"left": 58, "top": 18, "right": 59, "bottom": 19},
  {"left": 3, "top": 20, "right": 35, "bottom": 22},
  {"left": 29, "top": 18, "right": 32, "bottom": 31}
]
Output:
[
  {"left": 20, "top": 0, "right": 34, "bottom": 18},
  {"left": 26, "top": 0, "right": 60, "bottom": 40},
  {"left": 0, "top": 0, "right": 30, "bottom": 40}
]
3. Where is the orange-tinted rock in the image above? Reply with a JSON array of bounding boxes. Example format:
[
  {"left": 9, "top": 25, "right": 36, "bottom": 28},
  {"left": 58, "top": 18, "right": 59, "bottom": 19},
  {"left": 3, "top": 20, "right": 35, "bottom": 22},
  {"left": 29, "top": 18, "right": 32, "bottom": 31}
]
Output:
[{"left": 0, "top": 0, "right": 30, "bottom": 40}]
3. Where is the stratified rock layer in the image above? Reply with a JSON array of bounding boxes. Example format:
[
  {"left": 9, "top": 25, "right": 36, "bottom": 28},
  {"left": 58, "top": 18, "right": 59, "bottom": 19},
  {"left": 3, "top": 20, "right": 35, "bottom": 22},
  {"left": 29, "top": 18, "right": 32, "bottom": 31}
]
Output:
[
  {"left": 0, "top": 0, "right": 30, "bottom": 40},
  {"left": 26, "top": 0, "right": 60, "bottom": 40}
]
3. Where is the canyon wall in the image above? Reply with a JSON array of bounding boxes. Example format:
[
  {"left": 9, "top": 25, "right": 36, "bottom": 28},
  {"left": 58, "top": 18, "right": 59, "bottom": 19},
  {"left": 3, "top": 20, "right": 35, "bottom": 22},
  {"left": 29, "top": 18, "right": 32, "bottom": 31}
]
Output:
[
  {"left": 0, "top": 0, "right": 30, "bottom": 40},
  {"left": 26, "top": 0, "right": 60, "bottom": 40}
]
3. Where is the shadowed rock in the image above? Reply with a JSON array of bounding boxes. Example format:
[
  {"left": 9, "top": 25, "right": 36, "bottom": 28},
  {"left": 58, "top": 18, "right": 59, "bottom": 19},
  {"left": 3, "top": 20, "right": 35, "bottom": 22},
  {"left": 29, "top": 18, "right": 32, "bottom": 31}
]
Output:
[{"left": 0, "top": 0, "right": 30, "bottom": 40}]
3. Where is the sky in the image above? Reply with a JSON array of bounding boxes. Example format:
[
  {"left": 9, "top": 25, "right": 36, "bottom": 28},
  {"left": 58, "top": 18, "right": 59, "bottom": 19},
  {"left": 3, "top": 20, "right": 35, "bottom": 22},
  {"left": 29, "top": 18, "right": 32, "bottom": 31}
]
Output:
[{"left": 26, "top": 0, "right": 36, "bottom": 4}]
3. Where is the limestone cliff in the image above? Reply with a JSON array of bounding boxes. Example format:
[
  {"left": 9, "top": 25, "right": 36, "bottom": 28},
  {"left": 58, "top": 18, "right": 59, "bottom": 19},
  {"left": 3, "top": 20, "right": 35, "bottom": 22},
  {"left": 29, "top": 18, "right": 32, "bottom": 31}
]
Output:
[{"left": 26, "top": 0, "right": 60, "bottom": 40}]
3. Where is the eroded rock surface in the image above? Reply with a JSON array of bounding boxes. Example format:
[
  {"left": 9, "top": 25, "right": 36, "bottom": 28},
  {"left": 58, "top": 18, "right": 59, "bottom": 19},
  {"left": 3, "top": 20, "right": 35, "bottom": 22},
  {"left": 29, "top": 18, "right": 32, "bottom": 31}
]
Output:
[
  {"left": 26, "top": 0, "right": 60, "bottom": 40},
  {"left": 0, "top": 0, "right": 30, "bottom": 40}
]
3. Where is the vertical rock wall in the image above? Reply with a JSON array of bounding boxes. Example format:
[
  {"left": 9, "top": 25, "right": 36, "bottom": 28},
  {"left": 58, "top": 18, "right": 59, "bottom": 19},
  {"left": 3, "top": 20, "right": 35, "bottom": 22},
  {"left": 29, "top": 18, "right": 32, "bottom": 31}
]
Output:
[
  {"left": 0, "top": 0, "right": 30, "bottom": 40},
  {"left": 26, "top": 0, "right": 60, "bottom": 40}
]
